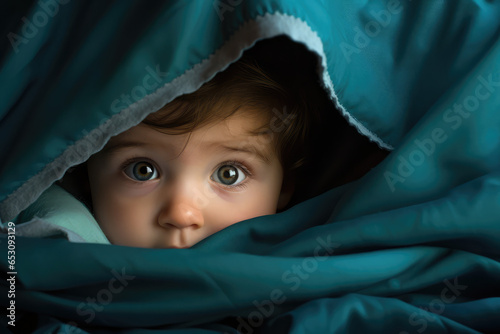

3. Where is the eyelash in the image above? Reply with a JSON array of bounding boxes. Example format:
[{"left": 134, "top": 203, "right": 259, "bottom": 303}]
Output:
[
  {"left": 119, "top": 157, "right": 254, "bottom": 189},
  {"left": 212, "top": 160, "right": 253, "bottom": 190},
  {"left": 120, "top": 157, "right": 160, "bottom": 181}
]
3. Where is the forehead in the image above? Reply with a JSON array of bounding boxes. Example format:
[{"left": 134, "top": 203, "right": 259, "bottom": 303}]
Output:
[
  {"left": 141, "top": 107, "right": 271, "bottom": 138},
  {"left": 102, "top": 108, "right": 276, "bottom": 161},
  {"left": 212, "top": 108, "right": 271, "bottom": 136}
]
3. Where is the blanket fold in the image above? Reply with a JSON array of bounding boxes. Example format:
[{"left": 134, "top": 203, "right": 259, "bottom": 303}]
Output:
[{"left": 1, "top": 0, "right": 499, "bottom": 332}]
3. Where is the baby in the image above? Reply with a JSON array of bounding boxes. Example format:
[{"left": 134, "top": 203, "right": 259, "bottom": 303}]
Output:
[
  {"left": 85, "top": 46, "right": 324, "bottom": 248},
  {"left": 14, "top": 38, "right": 332, "bottom": 248}
]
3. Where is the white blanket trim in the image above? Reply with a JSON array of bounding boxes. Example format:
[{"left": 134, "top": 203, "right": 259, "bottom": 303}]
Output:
[{"left": 0, "top": 12, "right": 391, "bottom": 223}]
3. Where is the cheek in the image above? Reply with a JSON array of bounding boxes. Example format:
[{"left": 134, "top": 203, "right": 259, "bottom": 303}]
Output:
[
  {"left": 93, "top": 192, "right": 155, "bottom": 246},
  {"left": 208, "top": 177, "right": 283, "bottom": 232},
  {"left": 88, "top": 168, "right": 154, "bottom": 245}
]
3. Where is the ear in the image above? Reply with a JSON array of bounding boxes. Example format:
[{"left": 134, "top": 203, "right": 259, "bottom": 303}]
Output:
[{"left": 277, "top": 174, "right": 295, "bottom": 211}]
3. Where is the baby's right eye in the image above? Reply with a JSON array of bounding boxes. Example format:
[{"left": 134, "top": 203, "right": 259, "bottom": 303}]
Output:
[{"left": 123, "top": 161, "right": 159, "bottom": 181}]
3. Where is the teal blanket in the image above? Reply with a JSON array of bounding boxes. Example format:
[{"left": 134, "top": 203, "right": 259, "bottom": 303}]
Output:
[{"left": 1, "top": 1, "right": 500, "bottom": 333}]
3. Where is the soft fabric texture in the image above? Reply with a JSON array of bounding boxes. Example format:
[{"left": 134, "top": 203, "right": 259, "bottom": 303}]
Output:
[
  {"left": 1, "top": 1, "right": 499, "bottom": 333},
  {"left": 7, "top": 184, "right": 108, "bottom": 244}
]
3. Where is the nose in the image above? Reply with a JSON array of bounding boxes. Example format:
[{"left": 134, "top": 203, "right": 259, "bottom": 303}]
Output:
[{"left": 157, "top": 192, "right": 205, "bottom": 230}]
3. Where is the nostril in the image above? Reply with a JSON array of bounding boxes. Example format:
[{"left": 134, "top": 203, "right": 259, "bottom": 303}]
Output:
[
  {"left": 158, "top": 202, "right": 204, "bottom": 229},
  {"left": 159, "top": 222, "right": 176, "bottom": 229},
  {"left": 158, "top": 215, "right": 204, "bottom": 230},
  {"left": 160, "top": 221, "right": 201, "bottom": 230}
]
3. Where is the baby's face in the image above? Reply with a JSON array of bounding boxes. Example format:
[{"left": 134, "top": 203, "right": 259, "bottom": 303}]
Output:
[{"left": 87, "top": 110, "right": 287, "bottom": 248}]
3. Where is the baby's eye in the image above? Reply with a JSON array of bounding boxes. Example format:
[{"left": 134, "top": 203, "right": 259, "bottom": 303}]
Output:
[
  {"left": 211, "top": 164, "right": 247, "bottom": 186},
  {"left": 124, "top": 161, "right": 158, "bottom": 181}
]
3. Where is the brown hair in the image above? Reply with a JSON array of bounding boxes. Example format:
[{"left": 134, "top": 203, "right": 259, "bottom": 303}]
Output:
[
  {"left": 58, "top": 37, "right": 389, "bottom": 210},
  {"left": 142, "top": 37, "right": 328, "bottom": 174}
]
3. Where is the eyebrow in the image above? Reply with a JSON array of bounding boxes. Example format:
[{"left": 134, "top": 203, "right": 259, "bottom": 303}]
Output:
[
  {"left": 100, "top": 138, "right": 273, "bottom": 164},
  {"left": 219, "top": 144, "right": 272, "bottom": 164}
]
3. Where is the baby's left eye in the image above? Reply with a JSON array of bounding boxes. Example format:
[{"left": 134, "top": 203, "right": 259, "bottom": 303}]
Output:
[
  {"left": 124, "top": 161, "right": 158, "bottom": 181},
  {"left": 211, "top": 165, "right": 247, "bottom": 186}
]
